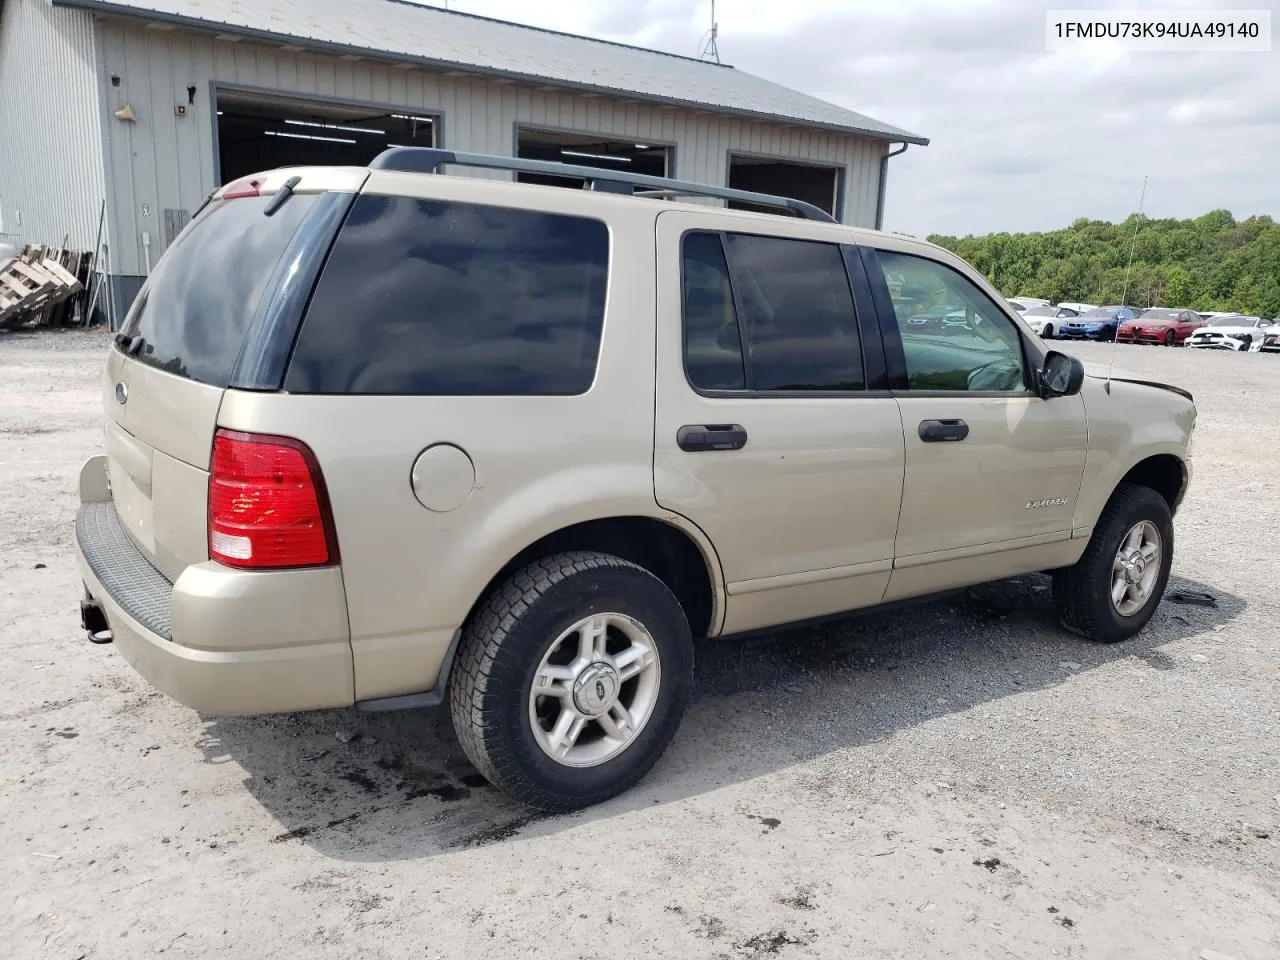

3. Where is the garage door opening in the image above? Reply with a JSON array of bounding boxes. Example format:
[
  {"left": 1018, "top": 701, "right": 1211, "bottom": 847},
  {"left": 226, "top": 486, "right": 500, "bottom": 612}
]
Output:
[
  {"left": 727, "top": 155, "right": 840, "bottom": 218},
  {"left": 516, "top": 128, "right": 669, "bottom": 189},
  {"left": 216, "top": 90, "right": 436, "bottom": 184}
]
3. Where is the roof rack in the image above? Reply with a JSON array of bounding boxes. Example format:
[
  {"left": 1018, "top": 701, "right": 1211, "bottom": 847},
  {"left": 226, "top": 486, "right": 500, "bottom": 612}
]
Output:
[{"left": 368, "top": 147, "right": 837, "bottom": 223}]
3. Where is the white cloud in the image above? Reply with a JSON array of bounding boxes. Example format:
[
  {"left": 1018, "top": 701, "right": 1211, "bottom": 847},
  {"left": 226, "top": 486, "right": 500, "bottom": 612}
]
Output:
[{"left": 412, "top": 0, "right": 1280, "bottom": 236}]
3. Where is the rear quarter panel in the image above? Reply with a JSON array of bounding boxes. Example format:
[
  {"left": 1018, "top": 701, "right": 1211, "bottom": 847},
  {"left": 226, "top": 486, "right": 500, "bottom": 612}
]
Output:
[{"left": 216, "top": 183, "right": 712, "bottom": 702}]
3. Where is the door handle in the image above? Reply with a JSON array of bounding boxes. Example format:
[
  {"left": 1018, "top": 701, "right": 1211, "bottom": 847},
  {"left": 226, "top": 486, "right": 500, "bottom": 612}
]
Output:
[
  {"left": 677, "top": 424, "right": 748, "bottom": 452},
  {"left": 918, "top": 419, "right": 969, "bottom": 442}
]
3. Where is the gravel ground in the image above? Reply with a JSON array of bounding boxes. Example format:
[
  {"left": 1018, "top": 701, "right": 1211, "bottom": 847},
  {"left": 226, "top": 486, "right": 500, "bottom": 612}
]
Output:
[{"left": 1, "top": 329, "right": 1277, "bottom": 959}]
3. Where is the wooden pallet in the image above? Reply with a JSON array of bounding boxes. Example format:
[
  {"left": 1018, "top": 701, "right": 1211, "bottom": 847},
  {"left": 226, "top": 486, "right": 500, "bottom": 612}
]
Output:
[{"left": 0, "top": 246, "right": 88, "bottom": 329}]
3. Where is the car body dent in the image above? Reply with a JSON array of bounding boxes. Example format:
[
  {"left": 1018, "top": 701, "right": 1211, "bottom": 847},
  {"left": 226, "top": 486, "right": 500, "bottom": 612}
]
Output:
[{"left": 1073, "top": 376, "right": 1196, "bottom": 535}]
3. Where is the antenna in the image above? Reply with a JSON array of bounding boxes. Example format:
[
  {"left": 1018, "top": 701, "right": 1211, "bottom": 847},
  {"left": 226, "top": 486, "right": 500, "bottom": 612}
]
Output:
[
  {"left": 699, "top": 0, "right": 721, "bottom": 63},
  {"left": 1105, "top": 175, "right": 1148, "bottom": 394}
]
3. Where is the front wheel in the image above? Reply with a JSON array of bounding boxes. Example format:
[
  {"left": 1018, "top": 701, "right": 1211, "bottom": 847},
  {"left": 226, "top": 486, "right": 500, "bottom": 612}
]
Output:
[
  {"left": 1163, "top": 330, "right": 1176, "bottom": 347},
  {"left": 1053, "top": 483, "right": 1174, "bottom": 643},
  {"left": 1042, "top": 324, "right": 1055, "bottom": 339},
  {"left": 450, "top": 551, "right": 693, "bottom": 812},
  {"left": 1238, "top": 337, "right": 1252, "bottom": 352}
]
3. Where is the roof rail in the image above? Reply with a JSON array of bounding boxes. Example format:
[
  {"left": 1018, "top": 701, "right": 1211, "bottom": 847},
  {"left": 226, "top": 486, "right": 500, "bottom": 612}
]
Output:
[{"left": 367, "top": 147, "right": 838, "bottom": 223}]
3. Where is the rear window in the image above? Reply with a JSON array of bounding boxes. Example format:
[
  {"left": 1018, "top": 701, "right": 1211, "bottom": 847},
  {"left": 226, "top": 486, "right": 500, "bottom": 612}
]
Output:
[
  {"left": 681, "top": 230, "right": 864, "bottom": 393},
  {"left": 285, "top": 196, "right": 610, "bottom": 395},
  {"left": 119, "top": 194, "right": 317, "bottom": 386}
]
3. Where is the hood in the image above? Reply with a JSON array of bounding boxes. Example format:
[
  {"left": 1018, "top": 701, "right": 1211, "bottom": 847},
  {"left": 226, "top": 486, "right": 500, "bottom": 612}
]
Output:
[
  {"left": 1081, "top": 362, "right": 1194, "bottom": 402},
  {"left": 1126, "top": 318, "right": 1172, "bottom": 328}
]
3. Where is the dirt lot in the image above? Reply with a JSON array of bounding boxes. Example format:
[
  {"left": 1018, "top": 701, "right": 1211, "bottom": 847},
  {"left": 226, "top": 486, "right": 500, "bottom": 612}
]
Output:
[{"left": 1, "top": 329, "right": 1277, "bottom": 959}]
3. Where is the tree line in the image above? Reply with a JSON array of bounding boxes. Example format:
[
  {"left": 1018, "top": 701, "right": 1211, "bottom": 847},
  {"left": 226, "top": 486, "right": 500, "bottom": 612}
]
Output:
[{"left": 926, "top": 210, "right": 1280, "bottom": 318}]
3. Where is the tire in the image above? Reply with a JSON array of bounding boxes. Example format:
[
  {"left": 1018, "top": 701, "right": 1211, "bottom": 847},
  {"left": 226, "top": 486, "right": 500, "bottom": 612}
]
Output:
[
  {"left": 1238, "top": 337, "right": 1252, "bottom": 352},
  {"left": 1053, "top": 483, "right": 1174, "bottom": 643},
  {"left": 449, "top": 551, "right": 693, "bottom": 812},
  {"left": 1042, "top": 324, "right": 1055, "bottom": 339},
  {"left": 1163, "top": 330, "right": 1175, "bottom": 347}
]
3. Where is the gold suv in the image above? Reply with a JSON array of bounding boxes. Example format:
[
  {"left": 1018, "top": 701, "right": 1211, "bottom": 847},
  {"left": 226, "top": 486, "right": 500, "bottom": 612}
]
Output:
[{"left": 75, "top": 149, "right": 1196, "bottom": 811}]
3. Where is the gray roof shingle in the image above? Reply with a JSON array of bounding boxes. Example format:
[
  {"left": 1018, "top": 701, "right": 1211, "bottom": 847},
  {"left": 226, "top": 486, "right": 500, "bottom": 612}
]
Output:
[{"left": 55, "top": 0, "right": 927, "bottom": 144}]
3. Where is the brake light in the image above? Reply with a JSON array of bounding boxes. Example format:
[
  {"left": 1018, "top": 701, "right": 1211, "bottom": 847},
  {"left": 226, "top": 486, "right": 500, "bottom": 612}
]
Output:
[
  {"left": 208, "top": 429, "right": 337, "bottom": 569},
  {"left": 221, "top": 176, "right": 264, "bottom": 200}
]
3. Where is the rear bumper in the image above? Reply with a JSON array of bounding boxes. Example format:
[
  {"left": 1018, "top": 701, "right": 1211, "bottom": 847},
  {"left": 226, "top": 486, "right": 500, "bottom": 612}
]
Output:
[{"left": 75, "top": 458, "right": 355, "bottom": 716}]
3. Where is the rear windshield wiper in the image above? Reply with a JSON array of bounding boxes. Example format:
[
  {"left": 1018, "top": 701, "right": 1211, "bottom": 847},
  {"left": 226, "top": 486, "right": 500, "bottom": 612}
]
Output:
[
  {"left": 263, "top": 176, "right": 303, "bottom": 217},
  {"left": 114, "top": 332, "right": 145, "bottom": 357}
]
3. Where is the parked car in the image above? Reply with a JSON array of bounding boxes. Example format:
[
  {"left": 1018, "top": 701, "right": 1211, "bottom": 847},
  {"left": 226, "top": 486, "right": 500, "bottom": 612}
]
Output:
[
  {"left": 906, "top": 304, "right": 962, "bottom": 331},
  {"left": 1115, "top": 308, "right": 1204, "bottom": 346},
  {"left": 1185, "top": 315, "right": 1271, "bottom": 350},
  {"left": 1022, "top": 305, "right": 1080, "bottom": 339},
  {"left": 941, "top": 306, "right": 978, "bottom": 331},
  {"left": 73, "top": 149, "right": 1197, "bottom": 812},
  {"left": 1058, "top": 306, "right": 1142, "bottom": 341},
  {"left": 1251, "top": 322, "right": 1280, "bottom": 353},
  {"left": 1008, "top": 296, "right": 1051, "bottom": 312}
]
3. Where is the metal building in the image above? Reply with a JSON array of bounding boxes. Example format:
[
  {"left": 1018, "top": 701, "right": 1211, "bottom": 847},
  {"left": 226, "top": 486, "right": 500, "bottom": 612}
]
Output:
[{"left": 0, "top": 0, "right": 927, "bottom": 319}]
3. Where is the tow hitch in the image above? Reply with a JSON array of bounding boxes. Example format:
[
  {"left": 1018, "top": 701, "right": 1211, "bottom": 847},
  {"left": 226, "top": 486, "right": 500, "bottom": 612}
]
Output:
[{"left": 80, "top": 598, "right": 113, "bottom": 644}]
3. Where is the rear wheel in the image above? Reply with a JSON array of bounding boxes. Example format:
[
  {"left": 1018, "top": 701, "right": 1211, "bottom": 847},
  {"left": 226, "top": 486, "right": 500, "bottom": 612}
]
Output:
[
  {"left": 450, "top": 551, "right": 693, "bottom": 812},
  {"left": 1163, "top": 330, "right": 1176, "bottom": 346},
  {"left": 1053, "top": 483, "right": 1173, "bottom": 643}
]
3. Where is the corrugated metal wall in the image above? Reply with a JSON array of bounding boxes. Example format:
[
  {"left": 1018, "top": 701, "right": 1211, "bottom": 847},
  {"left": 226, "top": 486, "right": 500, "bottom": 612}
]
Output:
[
  {"left": 0, "top": 0, "right": 105, "bottom": 251},
  {"left": 97, "top": 20, "right": 887, "bottom": 277}
]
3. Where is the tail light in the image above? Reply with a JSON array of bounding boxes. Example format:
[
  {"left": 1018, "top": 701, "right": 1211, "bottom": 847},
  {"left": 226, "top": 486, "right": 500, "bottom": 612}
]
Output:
[{"left": 208, "top": 429, "right": 338, "bottom": 569}]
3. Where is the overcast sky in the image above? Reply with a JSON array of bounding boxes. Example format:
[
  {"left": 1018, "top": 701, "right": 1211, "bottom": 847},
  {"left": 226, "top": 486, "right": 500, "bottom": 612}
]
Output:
[{"left": 414, "top": 0, "right": 1278, "bottom": 237}]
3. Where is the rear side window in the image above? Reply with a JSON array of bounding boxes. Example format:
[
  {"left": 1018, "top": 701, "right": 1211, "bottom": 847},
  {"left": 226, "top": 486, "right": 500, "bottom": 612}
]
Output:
[
  {"left": 681, "top": 231, "right": 864, "bottom": 392},
  {"left": 683, "top": 233, "right": 746, "bottom": 390},
  {"left": 119, "top": 195, "right": 317, "bottom": 386},
  {"left": 286, "top": 196, "right": 610, "bottom": 395}
]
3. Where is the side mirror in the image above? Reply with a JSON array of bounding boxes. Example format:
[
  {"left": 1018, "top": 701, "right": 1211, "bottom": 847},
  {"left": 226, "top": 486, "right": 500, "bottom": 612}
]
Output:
[{"left": 1039, "top": 350, "right": 1085, "bottom": 398}]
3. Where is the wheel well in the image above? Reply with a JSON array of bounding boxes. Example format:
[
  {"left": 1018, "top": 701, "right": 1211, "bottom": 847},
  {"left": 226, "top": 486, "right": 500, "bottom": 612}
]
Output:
[
  {"left": 472, "top": 517, "right": 716, "bottom": 638},
  {"left": 1121, "top": 455, "right": 1187, "bottom": 512}
]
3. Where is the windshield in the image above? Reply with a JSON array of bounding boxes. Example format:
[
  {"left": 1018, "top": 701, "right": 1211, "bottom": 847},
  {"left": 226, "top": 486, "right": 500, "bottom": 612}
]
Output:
[
  {"left": 1210, "top": 316, "right": 1248, "bottom": 326},
  {"left": 1023, "top": 306, "right": 1056, "bottom": 317},
  {"left": 1137, "top": 309, "right": 1180, "bottom": 321},
  {"left": 1080, "top": 308, "right": 1123, "bottom": 320}
]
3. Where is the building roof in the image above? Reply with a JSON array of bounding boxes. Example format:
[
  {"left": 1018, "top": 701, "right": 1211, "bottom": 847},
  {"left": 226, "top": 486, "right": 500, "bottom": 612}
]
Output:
[{"left": 54, "top": 0, "right": 928, "bottom": 145}]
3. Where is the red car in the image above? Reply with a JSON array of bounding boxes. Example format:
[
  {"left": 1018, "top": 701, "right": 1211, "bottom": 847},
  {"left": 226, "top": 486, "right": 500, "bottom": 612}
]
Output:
[{"left": 1116, "top": 308, "right": 1204, "bottom": 346}]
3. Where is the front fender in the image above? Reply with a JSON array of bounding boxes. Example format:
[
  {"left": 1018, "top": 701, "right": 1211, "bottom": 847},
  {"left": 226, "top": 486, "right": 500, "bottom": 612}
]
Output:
[{"left": 1073, "top": 378, "right": 1195, "bottom": 536}]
